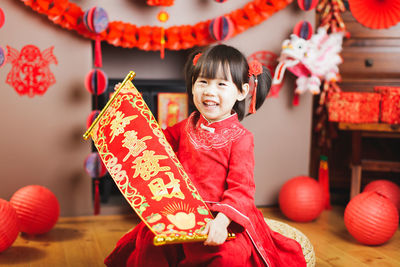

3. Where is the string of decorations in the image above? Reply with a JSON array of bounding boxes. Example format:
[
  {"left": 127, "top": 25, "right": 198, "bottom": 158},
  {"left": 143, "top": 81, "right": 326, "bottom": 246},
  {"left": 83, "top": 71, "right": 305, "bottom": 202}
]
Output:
[{"left": 20, "top": 0, "right": 293, "bottom": 51}]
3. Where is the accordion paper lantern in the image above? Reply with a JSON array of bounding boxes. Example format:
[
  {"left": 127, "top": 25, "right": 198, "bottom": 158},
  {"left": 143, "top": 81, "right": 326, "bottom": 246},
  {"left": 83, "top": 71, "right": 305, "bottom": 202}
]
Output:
[
  {"left": 209, "top": 15, "right": 234, "bottom": 41},
  {"left": 293, "top": 21, "right": 313, "bottom": 40},
  {"left": 297, "top": 0, "right": 319, "bottom": 11},
  {"left": 85, "top": 69, "right": 108, "bottom": 95},
  {"left": 279, "top": 176, "right": 324, "bottom": 222},
  {"left": 363, "top": 180, "right": 400, "bottom": 212},
  {"left": 86, "top": 110, "right": 101, "bottom": 129},
  {"left": 0, "top": 199, "right": 19, "bottom": 252},
  {"left": 344, "top": 191, "right": 399, "bottom": 245},
  {"left": 84, "top": 152, "right": 107, "bottom": 178},
  {"left": 83, "top": 7, "right": 109, "bottom": 34},
  {"left": 10, "top": 185, "right": 60, "bottom": 235},
  {"left": 0, "top": 46, "right": 6, "bottom": 68}
]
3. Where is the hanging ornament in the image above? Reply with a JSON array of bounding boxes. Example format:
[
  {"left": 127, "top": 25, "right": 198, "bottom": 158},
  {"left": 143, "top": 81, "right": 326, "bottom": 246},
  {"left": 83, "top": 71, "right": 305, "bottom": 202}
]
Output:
[
  {"left": 6, "top": 45, "right": 57, "bottom": 97},
  {"left": 297, "top": 0, "right": 319, "bottom": 11},
  {"left": 86, "top": 110, "right": 101, "bottom": 129},
  {"left": 0, "top": 7, "right": 5, "bottom": 28},
  {"left": 0, "top": 46, "right": 6, "bottom": 68},
  {"left": 147, "top": 0, "right": 174, "bottom": 6},
  {"left": 85, "top": 69, "right": 108, "bottom": 95},
  {"left": 348, "top": 0, "right": 400, "bottom": 29},
  {"left": 215, "top": 0, "right": 229, "bottom": 2},
  {"left": 293, "top": 20, "right": 313, "bottom": 40},
  {"left": 209, "top": 15, "right": 234, "bottom": 41},
  {"left": 317, "top": 0, "right": 347, "bottom": 33},
  {"left": 84, "top": 152, "right": 107, "bottom": 215},
  {"left": 83, "top": 7, "right": 109, "bottom": 67},
  {"left": 158, "top": 10, "right": 169, "bottom": 59}
]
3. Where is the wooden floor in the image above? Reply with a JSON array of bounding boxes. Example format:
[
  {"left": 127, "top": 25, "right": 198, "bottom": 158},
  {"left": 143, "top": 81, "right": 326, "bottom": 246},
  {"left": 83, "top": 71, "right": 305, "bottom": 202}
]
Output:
[{"left": 0, "top": 206, "right": 398, "bottom": 267}]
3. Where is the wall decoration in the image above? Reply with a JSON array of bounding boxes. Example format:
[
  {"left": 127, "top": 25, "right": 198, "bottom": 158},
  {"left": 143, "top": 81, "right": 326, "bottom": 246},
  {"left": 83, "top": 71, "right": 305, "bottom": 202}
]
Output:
[
  {"left": 317, "top": 0, "right": 347, "bottom": 33},
  {"left": 0, "top": 7, "right": 5, "bottom": 28},
  {"left": 271, "top": 27, "right": 344, "bottom": 104},
  {"left": 293, "top": 20, "right": 313, "bottom": 40},
  {"left": 247, "top": 51, "right": 278, "bottom": 98},
  {"left": 19, "top": 0, "right": 293, "bottom": 52},
  {"left": 0, "top": 46, "right": 6, "bottom": 68},
  {"left": 6, "top": 45, "right": 57, "bottom": 97},
  {"left": 147, "top": 0, "right": 175, "bottom": 6},
  {"left": 209, "top": 15, "right": 234, "bottom": 41},
  {"left": 158, "top": 93, "right": 188, "bottom": 129},
  {"left": 85, "top": 69, "right": 108, "bottom": 96},
  {"left": 297, "top": 0, "right": 319, "bottom": 11},
  {"left": 348, "top": 0, "right": 400, "bottom": 29}
]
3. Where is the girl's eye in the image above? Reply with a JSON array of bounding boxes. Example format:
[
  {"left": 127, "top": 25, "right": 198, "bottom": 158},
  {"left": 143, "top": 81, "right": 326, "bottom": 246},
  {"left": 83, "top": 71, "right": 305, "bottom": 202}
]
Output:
[
  {"left": 219, "top": 82, "right": 227, "bottom": 86},
  {"left": 198, "top": 80, "right": 207, "bottom": 84}
]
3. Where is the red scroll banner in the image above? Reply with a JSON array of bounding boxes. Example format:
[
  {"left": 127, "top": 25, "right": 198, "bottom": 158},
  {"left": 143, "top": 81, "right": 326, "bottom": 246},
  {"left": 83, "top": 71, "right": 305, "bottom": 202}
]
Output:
[{"left": 84, "top": 72, "right": 232, "bottom": 245}]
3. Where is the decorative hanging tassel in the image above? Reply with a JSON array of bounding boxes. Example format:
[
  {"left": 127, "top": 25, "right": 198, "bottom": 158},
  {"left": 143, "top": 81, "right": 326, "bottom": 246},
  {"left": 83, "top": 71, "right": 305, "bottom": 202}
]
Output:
[
  {"left": 94, "top": 179, "right": 100, "bottom": 215},
  {"left": 94, "top": 35, "right": 102, "bottom": 68},
  {"left": 160, "top": 27, "right": 165, "bottom": 59},
  {"left": 293, "top": 93, "right": 299, "bottom": 106},
  {"left": 248, "top": 60, "right": 263, "bottom": 114},
  {"left": 249, "top": 79, "right": 257, "bottom": 114},
  {"left": 158, "top": 10, "right": 169, "bottom": 59},
  {"left": 318, "top": 155, "right": 331, "bottom": 210}
]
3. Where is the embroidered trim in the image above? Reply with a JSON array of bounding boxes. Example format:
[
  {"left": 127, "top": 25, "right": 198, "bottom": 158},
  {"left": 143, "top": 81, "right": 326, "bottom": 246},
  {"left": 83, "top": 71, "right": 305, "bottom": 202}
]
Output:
[
  {"left": 186, "top": 113, "right": 245, "bottom": 150},
  {"left": 200, "top": 123, "right": 215, "bottom": 133}
]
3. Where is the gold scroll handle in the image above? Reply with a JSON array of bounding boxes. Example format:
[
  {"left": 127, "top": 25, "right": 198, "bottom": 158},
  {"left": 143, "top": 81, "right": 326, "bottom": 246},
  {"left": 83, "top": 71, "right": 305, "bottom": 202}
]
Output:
[
  {"left": 153, "top": 232, "right": 236, "bottom": 246},
  {"left": 83, "top": 71, "right": 136, "bottom": 140}
]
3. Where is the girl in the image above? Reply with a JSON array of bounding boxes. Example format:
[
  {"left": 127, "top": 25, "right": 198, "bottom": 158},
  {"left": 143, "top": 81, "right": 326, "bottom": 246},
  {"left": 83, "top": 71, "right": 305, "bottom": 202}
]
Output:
[{"left": 105, "top": 44, "right": 306, "bottom": 266}]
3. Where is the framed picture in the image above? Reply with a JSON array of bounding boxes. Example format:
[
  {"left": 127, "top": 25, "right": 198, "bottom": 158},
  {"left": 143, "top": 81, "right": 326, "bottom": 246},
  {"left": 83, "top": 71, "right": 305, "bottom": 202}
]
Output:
[{"left": 158, "top": 93, "right": 188, "bottom": 129}]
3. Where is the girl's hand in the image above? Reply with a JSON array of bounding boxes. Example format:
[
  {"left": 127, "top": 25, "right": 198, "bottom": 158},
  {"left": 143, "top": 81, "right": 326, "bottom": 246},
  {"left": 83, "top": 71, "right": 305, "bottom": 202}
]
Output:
[
  {"left": 201, "top": 212, "right": 231, "bottom": 246},
  {"left": 114, "top": 82, "right": 121, "bottom": 91}
]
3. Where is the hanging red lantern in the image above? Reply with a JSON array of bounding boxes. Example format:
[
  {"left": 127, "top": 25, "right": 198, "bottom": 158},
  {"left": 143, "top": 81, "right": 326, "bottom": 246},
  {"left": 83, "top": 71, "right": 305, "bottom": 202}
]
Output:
[
  {"left": 215, "top": 0, "right": 229, "bottom": 2},
  {"left": 84, "top": 152, "right": 107, "bottom": 178},
  {"left": 279, "top": 176, "right": 324, "bottom": 222},
  {"left": 293, "top": 20, "right": 313, "bottom": 40},
  {"left": 85, "top": 69, "right": 108, "bottom": 95},
  {"left": 344, "top": 191, "right": 398, "bottom": 245},
  {"left": 0, "top": 46, "right": 6, "bottom": 68},
  {"left": 147, "top": 0, "right": 174, "bottom": 6},
  {"left": 209, "top": 15, "right": 234, "bottom": 41},
  {"left": 83, "top": 7, "right": 109, "bottom": 67},
  {"left": 363, "top": 180, "right": 400, "bottom": 211},
  {"left": 0, "top": 7, "right": 5, "bottom": 29},
  {"left": 0, "top": 199, "right": 19, "bottom": 252},
  {"left": 10, "top": 185, "right": 60, "bottom": 235},
  {"left": 86, "top": 110, "right": 101, "bottom": 129},
  {"left": 297, "top": 0, "right": 319, "bottom": 11}
]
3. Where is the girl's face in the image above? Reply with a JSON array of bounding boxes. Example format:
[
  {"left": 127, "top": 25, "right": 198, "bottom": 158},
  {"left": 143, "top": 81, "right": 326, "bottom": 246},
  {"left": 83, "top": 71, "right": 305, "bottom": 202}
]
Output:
[{"left": 192, "top": 66, "right": 249, "bottom": 123}]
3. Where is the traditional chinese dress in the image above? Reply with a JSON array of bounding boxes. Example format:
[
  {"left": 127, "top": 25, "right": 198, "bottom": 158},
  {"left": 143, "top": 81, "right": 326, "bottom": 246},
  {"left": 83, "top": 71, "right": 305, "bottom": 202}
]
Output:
[{"left": 105, "top": 112, "right": 306, "bottom": 267}]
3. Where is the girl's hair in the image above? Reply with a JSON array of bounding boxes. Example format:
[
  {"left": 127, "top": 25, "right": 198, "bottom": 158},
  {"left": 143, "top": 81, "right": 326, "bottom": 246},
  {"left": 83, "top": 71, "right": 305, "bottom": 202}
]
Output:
[{"left": 184, "top": 44, "right": 271, "bottom": 121}]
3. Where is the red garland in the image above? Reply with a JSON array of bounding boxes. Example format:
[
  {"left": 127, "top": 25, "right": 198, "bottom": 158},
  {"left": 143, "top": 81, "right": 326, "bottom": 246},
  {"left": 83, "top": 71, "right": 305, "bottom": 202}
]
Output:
[
  {"left": 147, "top": 0, "right": 174, "bottom": 6},
  {"left": 20, "top": 0, "right": 293, "bottom": 51}
]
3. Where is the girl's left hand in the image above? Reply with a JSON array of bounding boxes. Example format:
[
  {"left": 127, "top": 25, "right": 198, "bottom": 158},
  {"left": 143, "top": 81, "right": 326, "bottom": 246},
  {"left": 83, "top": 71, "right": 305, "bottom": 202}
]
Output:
[{"left": 202, "top": 212, "right": 231, "bottom": 246}]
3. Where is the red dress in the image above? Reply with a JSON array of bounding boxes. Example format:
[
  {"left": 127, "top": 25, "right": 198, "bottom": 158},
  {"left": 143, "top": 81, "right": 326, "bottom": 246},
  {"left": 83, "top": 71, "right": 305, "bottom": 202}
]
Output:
[{"left": 105, "top": 112, "right": 306, "bottom": 267}]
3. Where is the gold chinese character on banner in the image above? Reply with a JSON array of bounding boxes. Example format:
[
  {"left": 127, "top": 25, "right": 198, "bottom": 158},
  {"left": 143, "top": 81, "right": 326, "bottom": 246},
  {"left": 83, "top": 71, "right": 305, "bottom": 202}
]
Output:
[
  {"left": 132, "top": 150, "right": 170, "bottom": 180},
  {"left": 149, "top": 172, "right": 185, "bottom": 201},
  {"left": 110, "top": 111, "right": 138, "bottom": 142},
  {"left": 122, "top": 130, "right": 152, "bottom": 162}
]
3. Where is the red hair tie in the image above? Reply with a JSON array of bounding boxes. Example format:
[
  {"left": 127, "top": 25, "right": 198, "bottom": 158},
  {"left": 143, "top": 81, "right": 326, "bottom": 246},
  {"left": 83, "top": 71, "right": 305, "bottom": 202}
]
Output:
[
  {"left": 248, "top": 60, "right": 263, "bottom": 114},
  {"left": 193, "top": 53, "right": 202, "bottom": 66}
]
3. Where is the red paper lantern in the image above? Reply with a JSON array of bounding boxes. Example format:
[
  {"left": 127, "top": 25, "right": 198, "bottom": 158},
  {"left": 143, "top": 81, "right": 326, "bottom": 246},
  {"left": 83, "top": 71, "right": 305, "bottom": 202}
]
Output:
[
  {"left": 344, "top": 191, "right": 398, "bottom": 245},
  {"left": 0, "top": 8, "right": 5, "bottom": 29},
  {"left": 0, "top": 46, "right": 6, "bottom": 68},
  {"left": 209, "top": 16, "right": 234, "bottom": 41},
  {"left": 0, "top": 199, "right": 19, "bottom": 252},
  {"left": 297, "top": 0, "right": 319, "bottom": 11},
  {"left": 363, "top": 180, "right": 400, "bottom": 211},
  {"left": 83, "top": 7, "right": 109, "bottom": 34},
  {"left": 10, "top": 185, "right": 60, "bottom": 235},
  {"left": 293, "top": 20, "right": 313, "bottom": 40},
  {"left": 85, "top": 69, "right": 108, "bottom": 95},
  {"left": 279, "top": 176, "right": 324, "bottom": 222},
  {"left": 86, "top": 110, "right": 101, "bottom": 129}
]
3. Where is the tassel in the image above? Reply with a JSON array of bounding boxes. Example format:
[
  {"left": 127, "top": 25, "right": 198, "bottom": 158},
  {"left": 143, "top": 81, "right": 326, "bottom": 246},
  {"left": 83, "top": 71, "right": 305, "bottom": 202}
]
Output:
[
  {"left": 94, "top": 36, "right": 102, "bottom": 68},
  {"left": 160, "top": 27, "right": 165, "bottom": 59},
  {"left": 293, "top": 93, "right": 299, "bottom": 106},
  {"left": 249, "top": 79, "right": 258, "bottom": 114},
  {"left": 94, "top": 179, "right": 100, "bottom": 215},
  {"left": 318, "top": 155, "right": 331, "bottom": 210}
]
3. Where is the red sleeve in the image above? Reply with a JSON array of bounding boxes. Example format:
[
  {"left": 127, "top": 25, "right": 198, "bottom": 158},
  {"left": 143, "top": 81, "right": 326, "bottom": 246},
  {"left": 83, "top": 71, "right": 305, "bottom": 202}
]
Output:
[
  {"left": 162, "top": 120, "right": 183, "bottom": 152},
  {"left": 211, "top": 132, "right": 256, "bottom": 230}
]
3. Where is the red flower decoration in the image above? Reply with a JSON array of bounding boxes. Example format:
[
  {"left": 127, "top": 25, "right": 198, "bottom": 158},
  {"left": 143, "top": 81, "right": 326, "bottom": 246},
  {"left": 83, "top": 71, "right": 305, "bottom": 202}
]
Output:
[
  {"left": 147, "top": 0, "right": 174, "bottom": 6},
  {"left": 193, "top": 53, "right": 202, "bottom": 66},
  {"left": 248, "top": 60, "right": 263, "bottom": 77}
]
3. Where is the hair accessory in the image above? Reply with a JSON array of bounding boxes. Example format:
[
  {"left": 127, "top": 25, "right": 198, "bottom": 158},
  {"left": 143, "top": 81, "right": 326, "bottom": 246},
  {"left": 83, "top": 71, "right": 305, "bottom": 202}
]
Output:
[
  {"left": 248, "top": 60, "right": 263, "bottom": 114},
  {"left": 193, "top": 53, "right": 202, "bottom": 66}
]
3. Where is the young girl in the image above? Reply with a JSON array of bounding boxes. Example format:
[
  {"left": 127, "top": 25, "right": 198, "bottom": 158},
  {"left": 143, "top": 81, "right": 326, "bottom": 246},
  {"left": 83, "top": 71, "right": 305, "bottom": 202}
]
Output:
[{"left": 105, "top": 44, "right": 306, "bottom": 267}]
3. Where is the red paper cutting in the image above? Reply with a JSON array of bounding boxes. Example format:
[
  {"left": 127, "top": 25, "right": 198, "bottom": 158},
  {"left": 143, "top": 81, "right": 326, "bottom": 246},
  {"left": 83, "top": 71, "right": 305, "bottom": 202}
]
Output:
[{"left": 6, "top": 45, "right": 57, "bottom": 97}]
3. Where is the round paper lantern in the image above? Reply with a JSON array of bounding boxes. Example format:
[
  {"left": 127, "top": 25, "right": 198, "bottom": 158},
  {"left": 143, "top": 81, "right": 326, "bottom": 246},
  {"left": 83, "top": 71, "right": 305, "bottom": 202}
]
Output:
[
  {"left": 348, "top": 0, "right": 400, "bottom": 29},
  {"left": 215, "top": 0, "right": 228, "bottom": 2},
  {"left": 297, "top": 0, "right": 319, "bottom": 11},
  {"left": 344, "top": 191, "right": 398, "bottom": 245},
  {"left": 209, "top": 15, "right": 234, "bottom": 41},
  {"left": 0, "top": 46, "right": 6, "bottom": 68},
  {"left": 363, "top": 180, "right": 400, "bottom": 211},
  {"left": 84, "top": 152, "right": 107, "bottom": 178},
  {"left": 83, "top": 7, "right": 109, "bottom": 34},
  {"left": 10, "top": 185, "right": 60, "bottom": 235},
  {"left": 279, "top": 176, "right": 324, "bottom": 222},
  {"left": 86, "top": 110, "right": 101, "bottom": 129},
  {"left": 0, "top": 8, "right": 5, "bottom": 29},
  {"left": 85, "top": 69, "right": 108, "bottom": 95},
  {"left": 0, "top": 199, "right": 19, "bottom": 252},
  {"left": 293, "top": 21, "right": 313, "bottom": 40}
]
